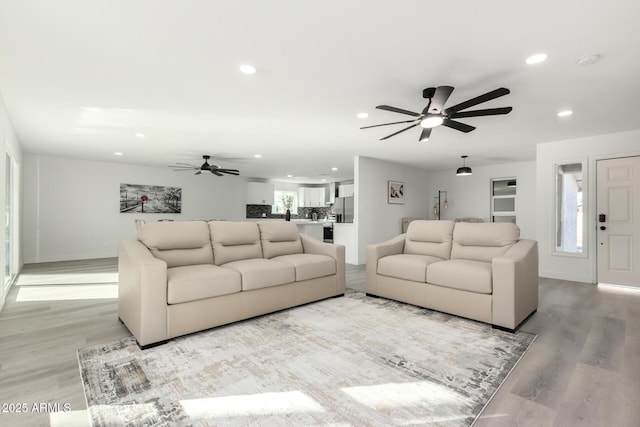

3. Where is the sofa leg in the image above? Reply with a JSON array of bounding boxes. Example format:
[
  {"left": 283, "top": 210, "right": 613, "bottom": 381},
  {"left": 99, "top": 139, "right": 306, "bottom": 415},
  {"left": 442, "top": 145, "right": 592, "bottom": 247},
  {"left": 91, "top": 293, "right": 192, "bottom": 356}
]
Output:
[
  {"left": 492, "top": 325, "right": 516, "bottom": 333},
  {"left": 493, "top": 309, "right": 538, "bottom": 333},
  {"left": 138, "top": 340, "right": 169, "bottom": 350}
]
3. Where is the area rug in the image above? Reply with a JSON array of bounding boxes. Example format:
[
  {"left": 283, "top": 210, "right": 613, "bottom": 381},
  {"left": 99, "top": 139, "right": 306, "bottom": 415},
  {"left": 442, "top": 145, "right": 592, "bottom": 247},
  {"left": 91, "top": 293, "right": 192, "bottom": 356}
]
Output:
[{"left": 78, "top": 292, "right": 535, "bottom": 426}]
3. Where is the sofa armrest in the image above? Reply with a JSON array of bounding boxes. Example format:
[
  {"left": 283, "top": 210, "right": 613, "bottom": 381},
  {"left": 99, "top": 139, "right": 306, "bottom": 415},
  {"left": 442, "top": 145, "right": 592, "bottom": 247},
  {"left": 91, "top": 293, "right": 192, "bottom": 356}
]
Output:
[
  {"left": 365, "top": 234, "right": 406, "bottom": 294},
  {"left": 300, "top": 234, "right": 346, "bottom": 294},
  {"left": 492, "top": 239, "right": 539, "bottom": 329},
  {"left": 118, "top": 240, "right": 169, "bottom": 346}
]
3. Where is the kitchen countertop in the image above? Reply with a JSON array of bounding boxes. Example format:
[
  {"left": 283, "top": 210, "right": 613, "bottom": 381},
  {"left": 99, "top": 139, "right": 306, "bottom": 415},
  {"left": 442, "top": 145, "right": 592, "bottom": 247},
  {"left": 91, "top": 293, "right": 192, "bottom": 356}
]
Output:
[{"left": 246, "top": 218, "right": 330, "bottom": 225}]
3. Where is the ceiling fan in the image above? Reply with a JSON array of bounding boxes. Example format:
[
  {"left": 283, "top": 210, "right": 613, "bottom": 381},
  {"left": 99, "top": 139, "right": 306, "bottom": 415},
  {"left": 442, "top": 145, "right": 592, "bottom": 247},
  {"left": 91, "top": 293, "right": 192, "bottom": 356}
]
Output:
[
  {"left": 170, "top": 155, "right": 240, "bottom": 176},
  {"left": 361, "top": 86, "right": 512, "bottom": 142}
]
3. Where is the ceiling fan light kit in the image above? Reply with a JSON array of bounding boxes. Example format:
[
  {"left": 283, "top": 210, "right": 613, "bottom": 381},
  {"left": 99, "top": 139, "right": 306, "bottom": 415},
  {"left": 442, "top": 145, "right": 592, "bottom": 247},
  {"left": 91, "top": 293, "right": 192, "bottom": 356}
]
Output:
[
  {"left": 456, "top": 155, "right": 473, "bottom": 176},
  {"left": 420, "top": 116, "right": 444, "bottom": 128},
  {"left": 361, "top": 85, "right": 512, "bottom": 142}
]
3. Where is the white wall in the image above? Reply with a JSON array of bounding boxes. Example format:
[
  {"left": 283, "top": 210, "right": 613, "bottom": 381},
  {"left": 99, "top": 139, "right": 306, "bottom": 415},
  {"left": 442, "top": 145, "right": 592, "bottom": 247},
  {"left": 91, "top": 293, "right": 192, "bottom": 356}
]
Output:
[
  {"left": 23, "top": 154, "right": 247, "bottom": 263},
  {"left": 427, "top": 161, "right": 537, "bottom": 240},
  {"left": 355, "top": 156, "right": 430, "bottom": 264},
  {"left": 0, "top": 91, "right": 23, "bottom": 311},
  {"left": 537, "top": 129, "right": 640, "bottom": 283}
]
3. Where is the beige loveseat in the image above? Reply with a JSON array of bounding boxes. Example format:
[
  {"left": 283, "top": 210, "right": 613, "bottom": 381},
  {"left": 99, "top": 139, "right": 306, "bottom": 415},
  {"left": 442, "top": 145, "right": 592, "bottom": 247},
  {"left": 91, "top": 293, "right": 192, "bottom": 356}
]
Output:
[
  {"left": 366, "top": 220, "right": 538, "bottom": 331},
  {"left": 119, "top": 220, "right": 345, "bottom": 348}
]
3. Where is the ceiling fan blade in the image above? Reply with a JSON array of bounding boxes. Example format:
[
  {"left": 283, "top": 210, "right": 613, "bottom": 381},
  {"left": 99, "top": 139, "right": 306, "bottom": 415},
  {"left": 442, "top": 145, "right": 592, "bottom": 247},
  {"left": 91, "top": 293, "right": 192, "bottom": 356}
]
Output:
[
  {"left": 376, "top": 105, "right": 421, "bottom": 117},
  {"left": 418, "top": 127, "right": 432, "bottom": 142},
  {"left": 442, "top": 119, "right": 476, "bottom": 133},
  {"left": 175, "top": 162, "right": 197, "bottom": 167},
  {"left": 194, "top": 170, "right": 202, "bottom": 175},
  {"left": 450, "top": 107, "right": 513, "bottom": 119},
  {"left": 425, "top": 86, "right": 454, "bottom": 114},
  {"left": 444, "top": 87, "right": 510, "bottom": 114},
  {"left": 211, "top": 170, "right": 224, "bottom": 176},
  {"left": 217, "top": 169, "right": 240, "bottom": 175},
  {"left": 361, "top": 119, "right": 418, "bottom": 129},
  {"left": 380, "top": 122, "right": 420, "bottom": 140}
]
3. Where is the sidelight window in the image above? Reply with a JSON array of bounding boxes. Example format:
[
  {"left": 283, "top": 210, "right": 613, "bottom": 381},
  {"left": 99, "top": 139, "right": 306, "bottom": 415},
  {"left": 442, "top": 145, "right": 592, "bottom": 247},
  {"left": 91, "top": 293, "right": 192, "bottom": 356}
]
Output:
[{"left": 555, "top": 162, "right": 584, "bottom": 254}]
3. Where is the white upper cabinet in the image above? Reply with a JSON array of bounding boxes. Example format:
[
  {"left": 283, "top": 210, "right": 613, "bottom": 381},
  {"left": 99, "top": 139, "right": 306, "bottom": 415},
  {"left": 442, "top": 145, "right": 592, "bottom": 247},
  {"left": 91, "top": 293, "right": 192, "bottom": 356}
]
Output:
[
  {"left": 247, "top": 182, "right": 275, "bottom": 205},
  {"left": 338, "top": 183, "right": 354, "bottom": 197},
  {"left": 298, "top": 187, "right": 326, "bottom": 207}
]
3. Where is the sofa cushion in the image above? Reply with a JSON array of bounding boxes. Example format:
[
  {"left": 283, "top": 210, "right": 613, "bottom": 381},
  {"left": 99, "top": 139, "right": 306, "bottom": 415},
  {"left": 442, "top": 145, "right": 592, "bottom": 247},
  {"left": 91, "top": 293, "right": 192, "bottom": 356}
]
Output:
[
  {"left": 258, "top": 221, "right": 303, "bottom": 259},
  {"left": 426, "top": 259, "right": 493, "bottom": 294},
  {"left": 272, "top": 253, "right": 336, "bottom": 281},
  {"left": 451, "top": 222, "right": 520, "bottom": 262},
  {"left": 377, "top": 254, "right": 444, "bottom": 283},
  {"left": 167, "top": 264, "right": 241, "bottom": 304},
  {"left": 138, "top": 221, "right": 213, "bottom": 268},
  {"left": 222, "top": 258, "right": 295, "bottom": 291},
  {"left": 404, "top": 220, "right": 455, "bottom": 260},
  {"left": 209, "top": 221, "right": 263, "bottom": 266}
]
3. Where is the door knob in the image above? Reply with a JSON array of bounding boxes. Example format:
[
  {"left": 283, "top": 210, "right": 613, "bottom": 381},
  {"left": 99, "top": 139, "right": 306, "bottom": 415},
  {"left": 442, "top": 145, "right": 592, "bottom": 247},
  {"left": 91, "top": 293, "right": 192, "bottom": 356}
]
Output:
[{"left": 600, "top": 226, "right": 606, "bottom": 230}]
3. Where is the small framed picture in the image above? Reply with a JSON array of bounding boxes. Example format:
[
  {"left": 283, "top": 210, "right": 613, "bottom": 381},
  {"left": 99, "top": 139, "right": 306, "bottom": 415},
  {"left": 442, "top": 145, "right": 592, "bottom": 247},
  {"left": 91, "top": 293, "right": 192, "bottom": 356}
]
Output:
[{"left": 388, "top": 180, "right": 404, "bottom": 204}]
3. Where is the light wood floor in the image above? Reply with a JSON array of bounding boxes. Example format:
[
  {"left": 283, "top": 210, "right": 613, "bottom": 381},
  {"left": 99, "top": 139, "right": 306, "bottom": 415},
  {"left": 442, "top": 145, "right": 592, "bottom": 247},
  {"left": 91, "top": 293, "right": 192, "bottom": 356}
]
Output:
[{"left": 1, "top": 259, "right": 639, "bottom": 426}]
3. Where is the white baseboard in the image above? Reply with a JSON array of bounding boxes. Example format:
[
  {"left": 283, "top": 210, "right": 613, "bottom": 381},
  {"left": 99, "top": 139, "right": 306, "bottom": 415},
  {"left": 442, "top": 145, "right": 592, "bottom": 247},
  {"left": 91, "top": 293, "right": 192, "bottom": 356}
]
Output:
[{"left": 539, "top": 269, "right": 594, "bottom": 284}]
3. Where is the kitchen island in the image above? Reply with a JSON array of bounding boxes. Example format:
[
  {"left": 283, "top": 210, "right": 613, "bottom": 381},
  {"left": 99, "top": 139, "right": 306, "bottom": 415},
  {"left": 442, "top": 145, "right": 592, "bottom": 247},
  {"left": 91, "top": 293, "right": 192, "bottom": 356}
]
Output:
[
  {"left": 246, "top": 218, "right": 324, "bottom": 241},
  {"left": 292, "top": 219, "right": 324, "bottom": 241}
]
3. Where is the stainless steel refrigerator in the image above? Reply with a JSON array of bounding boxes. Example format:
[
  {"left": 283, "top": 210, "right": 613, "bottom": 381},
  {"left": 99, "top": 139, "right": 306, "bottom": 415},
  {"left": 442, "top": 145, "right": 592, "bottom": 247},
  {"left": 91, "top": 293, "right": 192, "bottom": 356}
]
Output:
[{"left": 334, "top": 197, "right": 354, "bottom": 223}]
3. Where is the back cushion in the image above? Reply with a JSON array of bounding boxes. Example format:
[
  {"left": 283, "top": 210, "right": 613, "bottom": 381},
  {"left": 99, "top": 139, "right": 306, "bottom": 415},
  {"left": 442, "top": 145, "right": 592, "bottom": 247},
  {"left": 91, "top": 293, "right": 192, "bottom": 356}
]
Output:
[
  {"left": 451, "top": 222, "right": 520, "bottom": 262},
  {"left": 258, "top": 221, "right": 303, "bottom": 259},
  {"left": 137, "top": 221, "right": 213, "bottom": 268},
  {"left": 404, "top": 220, "right": 455, "bottom": 260},
  {"left": 209, "top": 221, "right": 263, "bottom": 265}
]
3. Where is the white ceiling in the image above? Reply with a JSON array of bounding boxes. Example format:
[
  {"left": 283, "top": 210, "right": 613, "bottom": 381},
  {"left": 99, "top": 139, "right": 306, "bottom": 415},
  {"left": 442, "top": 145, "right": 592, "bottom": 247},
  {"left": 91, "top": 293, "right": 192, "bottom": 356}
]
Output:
[{"left": 1, "top": 1, "right": 639, "bottom": 183}]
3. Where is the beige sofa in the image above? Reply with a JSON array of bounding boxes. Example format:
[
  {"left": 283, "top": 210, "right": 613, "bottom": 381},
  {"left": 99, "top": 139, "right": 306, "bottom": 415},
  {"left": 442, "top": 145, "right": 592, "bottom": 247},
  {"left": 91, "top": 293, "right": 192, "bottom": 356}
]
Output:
[
  {"left": 366, "top": 220, "right": 538, "bottom": 331},
  {"left": 119, "top": 220, "right": 345, "bottom": 348}
]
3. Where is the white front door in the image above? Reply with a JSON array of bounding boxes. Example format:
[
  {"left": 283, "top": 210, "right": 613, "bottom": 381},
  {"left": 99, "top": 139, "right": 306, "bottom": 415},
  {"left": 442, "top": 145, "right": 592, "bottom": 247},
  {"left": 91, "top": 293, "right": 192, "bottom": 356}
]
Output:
[{"left": 596, "top": 156, "right": 640, "bottom": 287}]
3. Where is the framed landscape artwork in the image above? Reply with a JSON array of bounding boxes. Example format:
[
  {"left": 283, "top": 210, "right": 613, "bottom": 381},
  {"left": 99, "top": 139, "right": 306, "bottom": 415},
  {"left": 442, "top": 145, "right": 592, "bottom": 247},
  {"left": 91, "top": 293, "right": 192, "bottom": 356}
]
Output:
[
  {"left": 388, "top": 180, "right": 404, "bottom": 204},
  {"left": 120, "top": 183, "right": 182, "bottom": 213}
]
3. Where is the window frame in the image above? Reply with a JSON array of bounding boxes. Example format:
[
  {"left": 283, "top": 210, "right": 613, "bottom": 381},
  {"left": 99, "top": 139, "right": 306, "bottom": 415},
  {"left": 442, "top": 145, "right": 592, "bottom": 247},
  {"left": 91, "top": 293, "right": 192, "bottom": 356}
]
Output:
[
  {"left": 552, "top": 159, "right": 588, "bottom": 258},
  {"left": 272, "top": 190, "right": 299, "bottom": 215}
]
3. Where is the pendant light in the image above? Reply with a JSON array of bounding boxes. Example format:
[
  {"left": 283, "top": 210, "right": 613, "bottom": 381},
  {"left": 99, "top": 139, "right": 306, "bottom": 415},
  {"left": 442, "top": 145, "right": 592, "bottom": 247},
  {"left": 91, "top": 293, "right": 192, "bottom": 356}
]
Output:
[{"left": 456, "top": 155, "right": 472, "bottom": 176}]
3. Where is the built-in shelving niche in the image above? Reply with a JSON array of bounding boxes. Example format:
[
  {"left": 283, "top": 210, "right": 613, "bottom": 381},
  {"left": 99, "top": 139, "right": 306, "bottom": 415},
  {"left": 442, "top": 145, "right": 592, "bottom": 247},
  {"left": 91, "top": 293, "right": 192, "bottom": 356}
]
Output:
[{"left": 491, "top": 178, "right": 516, "bottom": 223}]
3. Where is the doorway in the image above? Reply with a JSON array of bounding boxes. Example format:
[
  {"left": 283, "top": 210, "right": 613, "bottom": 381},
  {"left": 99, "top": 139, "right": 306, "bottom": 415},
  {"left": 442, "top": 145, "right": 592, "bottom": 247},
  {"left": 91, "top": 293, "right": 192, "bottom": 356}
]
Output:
[{"left": 596, "top": 156, "right": 640, "bottom": 287}]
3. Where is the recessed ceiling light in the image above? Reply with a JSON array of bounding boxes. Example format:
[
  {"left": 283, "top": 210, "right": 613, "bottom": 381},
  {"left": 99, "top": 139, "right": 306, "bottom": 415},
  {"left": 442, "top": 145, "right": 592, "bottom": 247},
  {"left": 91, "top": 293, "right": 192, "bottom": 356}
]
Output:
[
  {"left": 135, "top": 133, "right": 145, "bottom": 138},
  {"left": 321, "top": 179, "right": 327, "bottom": 182},
  {"left": 357, "top": 112, "right": 368, "bottom": 119},
  {"left": 331, "top": 167, "right": 338, "bottom": 171},
  {"left": 526, "top": 53, "right": 548, "bottom": 65},
  {"left": 114, "top": 152, "right": 123, "bottom": 156},
  {"left": 254, "top": 154, "right": 262, "bottom": 158},
  {"left": 557, "top": 110, "right": 573, "bottom": 117},
  {"left": 239, "top": 64, "right": 256, "bottom": 74},
  {"left": 287, "top": 174, "right": 293, "bottom": 178}
]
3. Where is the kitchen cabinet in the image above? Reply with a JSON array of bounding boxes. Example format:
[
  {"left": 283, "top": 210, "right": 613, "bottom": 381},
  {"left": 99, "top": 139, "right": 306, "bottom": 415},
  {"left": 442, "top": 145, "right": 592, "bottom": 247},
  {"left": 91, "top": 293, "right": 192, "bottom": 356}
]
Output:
[
  {"left": 247, "top": 182, "right": 275, "bottom": 205},
  {"left": 491, "top": 178, "right": 516, "bottom": 223},
  {"left": 298, "top": 187, "right": 326, "bottom": 207},
  {"left": 338, "top": 183, "right": 354, "bottom": 197}
]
